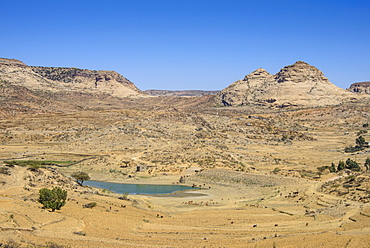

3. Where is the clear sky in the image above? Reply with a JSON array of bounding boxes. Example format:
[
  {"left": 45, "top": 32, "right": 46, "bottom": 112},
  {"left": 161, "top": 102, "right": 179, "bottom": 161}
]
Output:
[{"left": 1, "top": 0, "right": 369, "bottom": 90}]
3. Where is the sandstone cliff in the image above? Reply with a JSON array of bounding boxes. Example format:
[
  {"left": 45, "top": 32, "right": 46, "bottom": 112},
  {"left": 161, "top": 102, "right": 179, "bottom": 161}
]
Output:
[
  {"left": 347, "top": 81, "right": 370, "bottom": 94},
  {"left": 216, "top": 61, "right": 359, "bottom": 107}
]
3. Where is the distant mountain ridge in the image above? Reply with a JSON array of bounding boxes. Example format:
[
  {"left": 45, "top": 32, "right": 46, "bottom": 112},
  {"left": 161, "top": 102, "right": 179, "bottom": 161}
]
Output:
[
  {"left": 144, "top": 89, "right": 219, "bottom": 97},
  {"left": 216, "top": 61, "right": 364, "bottom": 108},
  {"left": 1, "top": 58, "right": 369, "bottom": 117}
]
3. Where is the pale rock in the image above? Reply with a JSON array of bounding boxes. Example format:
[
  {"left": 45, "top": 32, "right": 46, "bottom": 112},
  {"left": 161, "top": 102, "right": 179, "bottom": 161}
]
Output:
[{"left": 216, "top": 61, "right": 363, "bottom": 107}]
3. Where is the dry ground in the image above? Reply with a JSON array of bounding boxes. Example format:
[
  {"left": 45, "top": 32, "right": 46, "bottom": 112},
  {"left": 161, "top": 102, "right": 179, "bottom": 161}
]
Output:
[{"left": 0, "top": 102, "right": 369, "bottom": 247}]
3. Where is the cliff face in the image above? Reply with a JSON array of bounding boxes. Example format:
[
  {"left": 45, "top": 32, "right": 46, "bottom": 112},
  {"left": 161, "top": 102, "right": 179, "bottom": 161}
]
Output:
[
  {"left": 347, "top": 82, "right": 370, "bottom": 94},
  {"left": 216, "top": 61, "right": 359, "bottom": 107}
]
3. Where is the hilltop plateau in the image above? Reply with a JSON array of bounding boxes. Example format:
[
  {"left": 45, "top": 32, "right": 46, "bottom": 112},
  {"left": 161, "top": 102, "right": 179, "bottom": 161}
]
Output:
[{"left": 0, "top": 58, "right": 370, "bottom": 247}]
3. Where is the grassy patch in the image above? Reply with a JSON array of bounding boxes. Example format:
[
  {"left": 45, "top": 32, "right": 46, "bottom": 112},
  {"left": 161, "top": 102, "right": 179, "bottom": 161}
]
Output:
[{"left": 4, "top": 160, "right": 74, "bottom": 168}]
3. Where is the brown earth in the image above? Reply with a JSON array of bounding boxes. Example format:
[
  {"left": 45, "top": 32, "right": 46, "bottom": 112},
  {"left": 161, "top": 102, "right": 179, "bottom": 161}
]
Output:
[
  {"left": 1, "top": 100, "right": 370, "bottom": 247},
  {"left": 0, "top": 58, "right": 370, "bottom": 247}
]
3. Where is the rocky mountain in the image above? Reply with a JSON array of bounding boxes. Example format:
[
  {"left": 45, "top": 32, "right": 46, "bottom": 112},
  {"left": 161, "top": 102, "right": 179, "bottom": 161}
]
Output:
[
  {"left": 216, "top": 61, "right": 360, "bottom": 107},
  {"left": 347, "top": 81, "right": 370, "bottom": 94},
  {"left": 144, "top": 89, "right": 219, "bottom": 97}
]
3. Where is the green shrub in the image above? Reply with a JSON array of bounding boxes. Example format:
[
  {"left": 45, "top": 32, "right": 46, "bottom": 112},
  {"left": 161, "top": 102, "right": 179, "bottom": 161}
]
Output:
[
  {"left": 330, "top": 163, "right": 337, "bottom": 173},
  {"left": 337, "top": 160, "right": 345, "bottom": 171},
  {"left": 344, "top": 146, "right": 364, "bottom": 153},
  {"left": 38, "top": 187, "right": 67, "bottom": 211},
  {"left": 345, "top": 158, "right": 361, "bottom": 171},
  {"left": 356, "top": 136, "right": 366, "bottom": 147},
  {"left": 364, "top": 158, "right": 370, "bottom": 171}
]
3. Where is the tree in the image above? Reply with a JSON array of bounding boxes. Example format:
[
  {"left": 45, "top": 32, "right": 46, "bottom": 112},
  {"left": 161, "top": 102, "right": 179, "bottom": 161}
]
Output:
[
  {"left": 38, "top": 187, "right": 67, "bottom": 212},
  {"left": 337, "top": 160, "right": 345, "bottom": 171},
  {"left": 356, "top": 136, "right": 366, "bottom": 147},
  {"left": 71, "top": 171, "right": 90, "bottom": 186},
  {"left": 364, "top": 158, "right": 370, "bottom": 171},
  {"left": 345, "top": 158, "right": 361, "bottom": 171},
  {"left": 330, "top": 163, "right": 337, "bottom": 173}
]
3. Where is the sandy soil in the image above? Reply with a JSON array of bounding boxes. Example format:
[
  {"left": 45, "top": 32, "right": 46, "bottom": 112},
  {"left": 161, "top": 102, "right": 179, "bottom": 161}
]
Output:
[
  {"left": 0, "top": 103, "right": 369, "bottom": 247},
  {"left": 0, "top": 165, "right": 369, "bottom": 248}
]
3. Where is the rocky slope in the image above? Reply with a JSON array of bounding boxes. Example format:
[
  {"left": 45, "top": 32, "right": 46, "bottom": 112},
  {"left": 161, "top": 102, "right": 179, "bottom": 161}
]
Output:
[
  {"left": 216, "top": 61, "right": 360, "bottom": 107},
  {"left": 347, "top": 81, "right": 370, "bottom": 94}
]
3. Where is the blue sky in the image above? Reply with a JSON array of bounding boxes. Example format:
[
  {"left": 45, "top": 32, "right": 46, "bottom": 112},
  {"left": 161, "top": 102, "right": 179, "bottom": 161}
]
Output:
[{"left": 1, "top": 0, "right": 369, "bottom": 90}]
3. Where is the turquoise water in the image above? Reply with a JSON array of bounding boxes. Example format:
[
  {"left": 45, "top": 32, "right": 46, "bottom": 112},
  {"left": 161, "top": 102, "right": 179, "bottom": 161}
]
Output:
[{"left": 84, "top": 180, "right": 197, "bottom": 195}]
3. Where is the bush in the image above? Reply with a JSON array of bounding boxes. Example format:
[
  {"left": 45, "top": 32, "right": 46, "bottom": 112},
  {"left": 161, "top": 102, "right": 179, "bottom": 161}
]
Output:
[
  {"left": 356, "top": 136, "right": 366, "bottom": 147},
  {"left": 337, "top": 160, "right": 345, "bottom": 171},
  {"left": 38, "top": 187, "right": 67, "bottom": 211},
  {"left": 365, "top": 158, "right": 370, "bottom": 171},
  {"left": 330, "top": 163, "right": 337, "bottom": 173},
  {"left": 71, "top": 171, "right": 90, "bottom": 186},
  {"left": 344, "top": 146, "right": 364, "bottom": 153},
  {"left": 345, "top": 158, "right": 361, "bottom": 171},
  {"left": 272, "top": 167, "right": 281, "bottom": 174}
]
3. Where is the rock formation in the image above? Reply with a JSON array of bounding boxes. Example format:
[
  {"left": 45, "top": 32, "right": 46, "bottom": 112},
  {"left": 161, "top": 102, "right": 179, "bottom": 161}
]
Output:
[
  {"left": 216, "top": 61, "right": 359, "bottom": 107},
  {"left": 31, "top": 66, "right": 142, "bottom": 97},
  {"left": 347, "top": 81, "right": 370, "bottom": 94},
  {"left": 0, "top": 58, "right": 143, "bottom": 98}
]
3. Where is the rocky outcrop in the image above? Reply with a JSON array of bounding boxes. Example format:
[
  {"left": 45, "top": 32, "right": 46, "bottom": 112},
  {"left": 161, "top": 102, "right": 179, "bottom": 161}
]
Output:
[
  {"left": 0, "top": 58, "right": 144, "bottom": 98},
  {"left": 216, "top": 61, "right": 359, "bottom": 107},
  {"left": 31, "top": 66, "right": 142, "bottom": 97},
  {"left": 347, "top": 81, "right": 370, "bottom": 94},
  {"left": 320, "top": 171, "right": 370, "bottom": 203}
]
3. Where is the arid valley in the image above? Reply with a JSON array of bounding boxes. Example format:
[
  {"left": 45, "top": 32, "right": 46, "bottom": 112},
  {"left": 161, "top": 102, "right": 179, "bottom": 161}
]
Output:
[{"left": 1, "top": 58, "right": 370, "bottom": 247}]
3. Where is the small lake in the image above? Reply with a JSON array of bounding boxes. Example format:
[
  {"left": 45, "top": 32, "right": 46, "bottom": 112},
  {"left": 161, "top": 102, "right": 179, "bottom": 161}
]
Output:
[{"left": 84, "top": 180, "right": 197, "bottom": 195}]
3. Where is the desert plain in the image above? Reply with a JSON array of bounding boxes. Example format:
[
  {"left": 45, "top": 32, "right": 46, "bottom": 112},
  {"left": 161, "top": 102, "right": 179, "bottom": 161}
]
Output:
[{"left": 0, "top": 59, "right": 370, "bottom": 247}]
